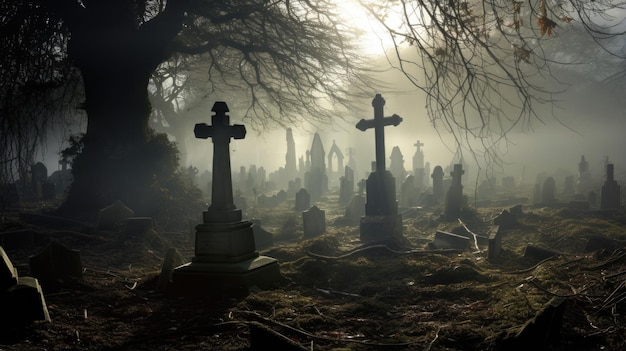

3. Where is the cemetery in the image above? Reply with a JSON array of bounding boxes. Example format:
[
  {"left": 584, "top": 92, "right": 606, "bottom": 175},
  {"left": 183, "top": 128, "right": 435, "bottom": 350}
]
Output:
[
  {"left": 0, "top": 97, "right": 624, "bottom": 351},
  {"left": 3, "top": 2, "right": 626, "bottom": 350}
]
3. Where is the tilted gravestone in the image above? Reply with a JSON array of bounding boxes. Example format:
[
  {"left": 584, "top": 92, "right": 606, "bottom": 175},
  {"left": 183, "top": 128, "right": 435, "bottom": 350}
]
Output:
[
  {"left": 355, "top": 94, "right": 404, "bottom": 242},
  {"left": 303, "top": 206, "right": 326, "bottom": 239},
  {"left": 431, "top": 166, "right": 444, "bottom": 202},
  {"left": 1, "top": 246, "right": 50, "bottom": 328},
  {"left": 172, "top": 101, "right": 280, "bottom": 298}
]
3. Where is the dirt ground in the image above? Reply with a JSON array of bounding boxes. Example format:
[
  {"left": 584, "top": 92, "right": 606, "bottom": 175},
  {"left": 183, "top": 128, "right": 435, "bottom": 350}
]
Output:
[{"left": 1, "top": 194, "right": 625, "bottom": 351}]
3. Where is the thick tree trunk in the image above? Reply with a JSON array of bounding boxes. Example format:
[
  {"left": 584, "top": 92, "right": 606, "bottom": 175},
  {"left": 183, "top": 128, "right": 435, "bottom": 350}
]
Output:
[{"left": 57, "top": 1, "right": 186, "bottom": 218}]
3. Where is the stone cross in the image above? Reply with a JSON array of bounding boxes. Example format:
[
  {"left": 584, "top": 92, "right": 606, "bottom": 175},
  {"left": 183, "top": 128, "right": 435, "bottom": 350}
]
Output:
[
  {"left": 356, "top": 94, "right": 402, "bottom": 173},
  {"left": 414, "top": 140, "right": 424, "bottom": 153},
  {"left": 451, "top": 164, "right": 464, "bottom": 186},
  {"left": 194, "top": 101, "right": 246, "bottom": 222}
]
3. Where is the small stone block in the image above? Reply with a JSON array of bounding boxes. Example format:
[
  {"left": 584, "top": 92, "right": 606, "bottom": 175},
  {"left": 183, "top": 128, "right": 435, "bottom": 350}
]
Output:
[
  {"left": 487, "top": 225, "right": 502, "bottom": 260},
  {"left": 251, "top": 220, "right": 274, "bottom": 250},
  {"left": 523, "top": 245, "right": 558, "bottom": 260},
  {"left": 1, "top": 246, "right": 18, "bottom": 291},
  {"left": 432, "top": 230, "right": 469, "bottom": 250}
]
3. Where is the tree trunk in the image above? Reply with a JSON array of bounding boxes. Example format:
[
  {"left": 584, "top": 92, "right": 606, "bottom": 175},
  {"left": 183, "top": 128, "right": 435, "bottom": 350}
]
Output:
[{"left": 58, "top": 3, "right": 186, "bottom": 218}]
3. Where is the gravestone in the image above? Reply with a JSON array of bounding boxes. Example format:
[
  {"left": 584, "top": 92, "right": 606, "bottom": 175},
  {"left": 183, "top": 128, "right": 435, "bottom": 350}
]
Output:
[
  {"left": 1, "top": 246, "right": 50, "bottom": 328},
  {"left": 444, "top": 164, "right": 465, "bottom": 218},
  {"left": 487, "top": 225, "right": 503, "bottom": 260},
  {"left": 29, "top": 241, "right": 83, "bottom": 291},
  {"left": 432, "top": 230, "right": 469, "bottom": 250},
  {"left": 172, "top": 101, "right": 280, "bottom": 298},
  {"left": 1, "top": 246, "right": 18, "bottom": 290},
  {"left": 399, "top": 175, "right": 418, "bottom": 208},
  {"left": 302, "top": 206, "right": 326, "bottom": 238},
  {"left": 338, "top": 166, "right": 355, "bottom": 205},
  {"left": 412, "top": 140, "right": 424, "bottom": 174},
  {"left": 600, "top": 164, "right": 621, "bottom": 209},
  {"left": 431, "top": 166, "right": 444, "bottom": 202},
  {"left": 343, "top": 194, "right": 366, "bottom": 225},
  {"left": 294, "top": 188, "right": 310, "bottom": 211},
  {"left": 355, "top": 94, "right": 404, "bottom": 242},
  {"left": 541, "top": 177, "right": 556, "bottom": 204},
  {"left": 251, "top": 219, "right": 274, "bottom": 250},
  {"left": 96, "top": 200, "right": 134, "bottom": 230}
]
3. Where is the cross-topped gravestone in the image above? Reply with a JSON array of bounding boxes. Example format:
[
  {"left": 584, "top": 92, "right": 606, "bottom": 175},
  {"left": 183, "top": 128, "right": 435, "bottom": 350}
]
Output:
[
  {"left": 356, "top": 94, "right": 404, "bottom": 242},
  {"left": 194, "top": 102, "right": 246, "bottom": 223},
  {"left": 356, "top": 94, "right": 402, "bottom": 173},
  {"left": 172, "top": 101, "right": 280, "bottom": 298}
]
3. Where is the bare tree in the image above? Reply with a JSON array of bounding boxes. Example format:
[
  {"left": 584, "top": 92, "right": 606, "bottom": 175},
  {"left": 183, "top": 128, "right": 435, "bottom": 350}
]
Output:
[
  {"left": 1, "top": 0, "right": 371, "bottom": 217},
  {"left": 359, "top": 0, "right": 626, "bottom": 174}
]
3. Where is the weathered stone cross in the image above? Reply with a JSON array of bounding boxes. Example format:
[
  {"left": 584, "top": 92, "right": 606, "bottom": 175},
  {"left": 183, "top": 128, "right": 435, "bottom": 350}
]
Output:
[
  {"left": 356, "top": 94, "right": 402, "bottom": 173},
  {"left": 194, "top": 101, "right": 246, "bottom": 222},
  {"left": 414, "top": 140, "right": 424, "bottom": 153}
]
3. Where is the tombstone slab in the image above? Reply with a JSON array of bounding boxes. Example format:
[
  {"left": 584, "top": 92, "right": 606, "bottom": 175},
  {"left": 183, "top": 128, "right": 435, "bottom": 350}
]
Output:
[
  {"left": 172, "top": 101, "right": 280, "bottom": 298},
  {"left": 303, "top": 206, "right": 326, "bottom": 239},
  {"left": 432, "top": 230, "right": 469, "bottom": 250}
]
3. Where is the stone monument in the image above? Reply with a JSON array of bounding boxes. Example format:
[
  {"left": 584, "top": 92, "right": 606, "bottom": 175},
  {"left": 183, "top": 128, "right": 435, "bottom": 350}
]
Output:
[
  {"left": 355, "top": 94, "right": 404, "bottom": 242},
  {"left": 172, "top": 102, "right": 281, "bottom": 297}
]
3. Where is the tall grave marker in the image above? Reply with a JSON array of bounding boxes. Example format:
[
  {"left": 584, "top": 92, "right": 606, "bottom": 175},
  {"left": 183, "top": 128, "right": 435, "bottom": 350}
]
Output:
[
  {"left": 356, "top": 94, "right": 404, "bottom": 242},
  {"left": 172, "top": 102, "right": 280, "bottom": 297}
]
